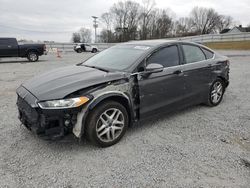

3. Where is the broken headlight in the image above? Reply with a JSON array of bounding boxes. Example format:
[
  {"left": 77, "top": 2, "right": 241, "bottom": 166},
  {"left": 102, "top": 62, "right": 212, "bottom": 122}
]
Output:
[{"left": 38, "top": 97, "right": 89, "bottom": 109}]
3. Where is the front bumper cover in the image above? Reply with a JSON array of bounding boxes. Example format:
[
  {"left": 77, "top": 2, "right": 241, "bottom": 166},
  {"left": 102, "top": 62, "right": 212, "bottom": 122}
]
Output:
[{"left": 16, "top": 86, "right": 81, "bottom": 140}]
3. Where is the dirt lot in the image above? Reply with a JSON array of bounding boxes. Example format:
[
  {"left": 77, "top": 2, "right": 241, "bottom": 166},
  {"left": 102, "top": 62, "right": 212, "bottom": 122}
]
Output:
[{"left": 0, "top": 51, "right": 250, "bottom": 187}]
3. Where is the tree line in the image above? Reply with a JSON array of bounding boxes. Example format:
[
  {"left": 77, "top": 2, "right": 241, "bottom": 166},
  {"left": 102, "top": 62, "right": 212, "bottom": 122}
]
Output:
[{"left": 72, "top": 0, "right": 235, "bottom": 43}]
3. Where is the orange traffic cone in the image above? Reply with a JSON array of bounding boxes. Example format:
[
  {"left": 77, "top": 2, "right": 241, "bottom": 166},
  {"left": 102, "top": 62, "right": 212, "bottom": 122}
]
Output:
[{"left": 56, "top": 48, "right": 61, "bottom": 58}]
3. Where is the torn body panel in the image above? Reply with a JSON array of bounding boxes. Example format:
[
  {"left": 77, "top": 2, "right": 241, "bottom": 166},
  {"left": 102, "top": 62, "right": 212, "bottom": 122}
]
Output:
[
  {"left": 73, "top": 75, "right": 139, "bottom": 138},
  {"left": 17, "top": 74, "right": 139, "bottom": 140}
]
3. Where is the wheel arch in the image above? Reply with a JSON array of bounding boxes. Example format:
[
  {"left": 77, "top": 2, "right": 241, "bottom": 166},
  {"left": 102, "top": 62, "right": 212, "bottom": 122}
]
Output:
[
  {"left": 77, "top": 92, "right": 134, "bottom": 138},
  {"left": 88, "top": 93, "right": 134, "bottom": 125},
  {"left": 26, "top": 48, "right": 39, "bottom": 56},
  {"left": 217, "top": 76, "right": 229, "bottom": 87}
]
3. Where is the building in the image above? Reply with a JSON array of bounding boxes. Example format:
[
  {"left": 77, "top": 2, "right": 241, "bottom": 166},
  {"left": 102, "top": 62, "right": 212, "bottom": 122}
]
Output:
[{"left": 227, "top": 25, "right": 250, "bottom": 34}]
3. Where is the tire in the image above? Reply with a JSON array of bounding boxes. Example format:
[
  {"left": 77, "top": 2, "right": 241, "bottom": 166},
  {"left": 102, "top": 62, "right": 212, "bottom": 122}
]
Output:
[
  {"left": 86, "top": 101, "right": 128, "bottom": 147},
  {"left": 206, "top": 78, "right": 225, "bottom": 106},
  {"left": 76, "top": 49, "right": 82, "bottom": 53},
  {"left": 92, "top": 48, "right": 97, "bottom": 53},
  {"left": 27, "top": 51, "right": 39, "bottom": 62}
]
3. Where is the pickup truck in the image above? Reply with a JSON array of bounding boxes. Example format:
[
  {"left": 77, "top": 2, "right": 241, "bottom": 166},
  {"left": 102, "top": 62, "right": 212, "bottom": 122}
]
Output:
[{"left": 0, "top": 38, "right": 47, "bottom": 62}]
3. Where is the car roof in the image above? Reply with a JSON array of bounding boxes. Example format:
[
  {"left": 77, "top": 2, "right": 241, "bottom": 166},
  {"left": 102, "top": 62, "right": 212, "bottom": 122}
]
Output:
[
  {"left": 124, "top": 39, "right": 177, "bottom": 47},
  {"left": 121, "top": 39, "right": 214, "bottom": 52},
  {"left": 0, "top": 37, "right": 16, "bottom": 40},
  {"left": 121, "top": 39, "right": 207, "bottom": 48}
]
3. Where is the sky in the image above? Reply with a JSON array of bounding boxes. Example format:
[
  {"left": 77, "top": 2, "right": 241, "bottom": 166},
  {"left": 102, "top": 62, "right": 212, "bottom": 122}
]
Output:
[{"left": 0, "top": 0, "right": 249, "bottom": 42}]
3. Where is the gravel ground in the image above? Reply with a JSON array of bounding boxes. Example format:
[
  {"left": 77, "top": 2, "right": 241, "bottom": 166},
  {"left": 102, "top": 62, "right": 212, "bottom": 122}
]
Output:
[{"left": 0, "top": 51, "right": 250, "bottom": 188}]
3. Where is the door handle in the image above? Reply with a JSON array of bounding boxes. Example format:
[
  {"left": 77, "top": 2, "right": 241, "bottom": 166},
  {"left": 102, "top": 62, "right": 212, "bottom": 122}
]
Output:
[
  {"left": 7, "top": 45, "right": 12, "bottom": 48},
  {"left": 173, "top": 70, "right": 183, "bottom": 75}
]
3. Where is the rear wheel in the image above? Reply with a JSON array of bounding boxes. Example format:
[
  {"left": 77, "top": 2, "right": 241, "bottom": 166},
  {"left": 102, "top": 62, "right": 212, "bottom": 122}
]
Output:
[
  {"left": 92, "top": 48, "right": 97, "bottom": 53},
  {"left": 86, "top": 101, "right": 128, "bottom": 147},
  {"left": 27, "top": 51, "right": 38, "bottom": 62},
  {"left": 206, "top": 79, "right": 225, "bottom": 106}
]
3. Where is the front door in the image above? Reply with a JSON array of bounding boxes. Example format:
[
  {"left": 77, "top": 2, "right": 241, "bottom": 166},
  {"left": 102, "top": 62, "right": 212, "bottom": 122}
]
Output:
[
  {"left": 0, "top": 38, "right": 18, "bottom": 57},
  {"left": 138, "top": 45, "right": 187, "bottom": 118}
]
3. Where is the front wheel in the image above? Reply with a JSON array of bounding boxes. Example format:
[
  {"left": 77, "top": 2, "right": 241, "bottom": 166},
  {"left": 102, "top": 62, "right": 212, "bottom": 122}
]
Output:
[
  {"left": 76, "top": 49, "right": 83, "bottom": 53},
  {"left": 27, "top": 51, "right": 38, "bottom": 62},
  {"left": 86, "top": 101, "right": 128, "bottom": 147},
  {"left": 206, "top": 79, "right": 225, "bottom": 106}
]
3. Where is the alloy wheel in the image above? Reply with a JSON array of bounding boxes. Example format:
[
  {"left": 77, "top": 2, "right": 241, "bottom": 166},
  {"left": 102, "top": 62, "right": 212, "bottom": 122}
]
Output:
[
  {"left": 29, "top": 53, "right": 37, "bottom": 61},
  {"left": 211, "top": 81, "right": 223, "bottom": 104},
  {"left": 96, "top": 108, "right": 125, "bottom": 143}
]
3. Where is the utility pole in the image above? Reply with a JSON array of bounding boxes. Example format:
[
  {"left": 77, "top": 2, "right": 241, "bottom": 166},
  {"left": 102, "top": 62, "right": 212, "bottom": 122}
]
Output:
[{"left": 92, "top": 16, "right": 98, "bottom": 43}]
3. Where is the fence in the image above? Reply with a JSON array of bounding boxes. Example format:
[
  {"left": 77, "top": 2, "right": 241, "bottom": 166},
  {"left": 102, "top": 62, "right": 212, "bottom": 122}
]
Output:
[
  {"left": 178, "top": 32, "right": 250, "bottom": 43},
  {"left": 45, "top": 43, "right": 117, "bottom": 53},
  {"left": 45, "top": 32, "right": 250, "bottom": 52}
]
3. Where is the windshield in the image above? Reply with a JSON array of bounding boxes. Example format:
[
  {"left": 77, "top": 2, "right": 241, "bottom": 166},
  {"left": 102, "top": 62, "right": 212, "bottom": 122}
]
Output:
[{"left": 82, "top": 45, "right": 150, "bottom": 71}]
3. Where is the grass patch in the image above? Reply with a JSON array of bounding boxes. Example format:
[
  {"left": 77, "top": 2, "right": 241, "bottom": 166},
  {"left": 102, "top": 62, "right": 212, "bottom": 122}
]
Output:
[{"left": 204, "top": 41, "right": 250, "bottom": 50}]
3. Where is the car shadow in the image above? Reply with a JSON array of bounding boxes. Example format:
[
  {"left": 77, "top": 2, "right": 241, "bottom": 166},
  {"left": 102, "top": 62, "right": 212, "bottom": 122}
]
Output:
[
  {"left": 35, "top": 104, "right": 204, "bottom": 152},
  {"left": 0, "top": 59, "right": 47, "bottom": 64},
  {"left": 128, "top": 104, "right": 202, "bottom": 132}
]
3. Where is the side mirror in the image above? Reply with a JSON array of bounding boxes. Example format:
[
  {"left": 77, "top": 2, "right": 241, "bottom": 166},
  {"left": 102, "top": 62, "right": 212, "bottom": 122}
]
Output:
[{"left": 145, "top": 63, "right": 164, "bottom": 74}]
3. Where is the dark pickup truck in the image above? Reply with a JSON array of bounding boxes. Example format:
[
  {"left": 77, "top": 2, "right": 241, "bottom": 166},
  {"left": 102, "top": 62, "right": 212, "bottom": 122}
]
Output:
[{"left": 0, "top": 38, "right": 47, "bottom": 62}]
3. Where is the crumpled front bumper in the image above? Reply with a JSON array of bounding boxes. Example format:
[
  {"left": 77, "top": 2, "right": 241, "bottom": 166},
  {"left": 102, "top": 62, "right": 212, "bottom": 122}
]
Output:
[{"left": 16, "top": 86, "right": 81, "bottom": 140}]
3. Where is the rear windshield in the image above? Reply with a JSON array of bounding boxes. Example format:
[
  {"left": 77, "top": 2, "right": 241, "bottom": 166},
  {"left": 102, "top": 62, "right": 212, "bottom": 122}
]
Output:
[{"left": 83, "top": 45, "right": 150, "bottom": 71}]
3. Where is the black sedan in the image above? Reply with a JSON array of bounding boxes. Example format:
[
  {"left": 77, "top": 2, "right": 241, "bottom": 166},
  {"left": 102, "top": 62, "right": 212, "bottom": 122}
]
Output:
[{"left": 16, "top": 40, "right": 229, "bottom": 147}]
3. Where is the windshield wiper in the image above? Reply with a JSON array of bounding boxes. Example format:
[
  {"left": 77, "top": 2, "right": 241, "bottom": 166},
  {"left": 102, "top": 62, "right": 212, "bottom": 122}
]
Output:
[{"left": 83, "top": 64, "right": 109, "bottom": 72}]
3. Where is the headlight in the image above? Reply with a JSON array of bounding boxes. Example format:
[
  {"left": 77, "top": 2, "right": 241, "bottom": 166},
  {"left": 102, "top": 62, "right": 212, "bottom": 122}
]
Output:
[{"left": 38, "top": 96, "right": 89, "bottom": 109}]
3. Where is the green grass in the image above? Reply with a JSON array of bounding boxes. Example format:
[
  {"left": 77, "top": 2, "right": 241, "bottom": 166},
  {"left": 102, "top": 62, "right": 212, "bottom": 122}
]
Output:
[{"left": 204, "top": 41, "right": 250, "bottom": 50}]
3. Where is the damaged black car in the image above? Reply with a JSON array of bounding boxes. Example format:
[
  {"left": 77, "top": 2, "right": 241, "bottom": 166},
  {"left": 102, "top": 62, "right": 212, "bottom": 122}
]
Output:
[{"left": 16, "top": 40, "right": 229, "bottom": 147}]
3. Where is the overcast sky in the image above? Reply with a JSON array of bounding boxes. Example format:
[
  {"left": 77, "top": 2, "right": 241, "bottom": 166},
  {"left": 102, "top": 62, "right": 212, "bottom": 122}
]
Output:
[{"left": 0, "top": 0, "right": 249, "bottom": 42}]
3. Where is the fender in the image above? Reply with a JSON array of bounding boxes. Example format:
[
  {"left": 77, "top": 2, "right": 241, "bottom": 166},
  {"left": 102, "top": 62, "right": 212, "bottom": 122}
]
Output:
[
  {"left": 89, "top": 91, "right": 136, "bottom": 123},
  {"left": 89, "top": 91, "right": 130, "bottom": 108},
  {"left": 73, "top": 91, "right": 136, "bottom": 139},
  {"left": 25, "top": 48, "right": 39, "bottom": 55}
]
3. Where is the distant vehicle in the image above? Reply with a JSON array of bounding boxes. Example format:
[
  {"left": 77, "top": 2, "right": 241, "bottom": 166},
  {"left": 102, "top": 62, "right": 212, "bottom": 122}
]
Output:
[
  {"left": 17, "top": 40, "right": 229, "bottom": 147},
  {"left": 0, "top": 38, "right": 47, "bottom": 62},
  {"left": 74, "top": 43, "right": 98, "bottom": 53}
]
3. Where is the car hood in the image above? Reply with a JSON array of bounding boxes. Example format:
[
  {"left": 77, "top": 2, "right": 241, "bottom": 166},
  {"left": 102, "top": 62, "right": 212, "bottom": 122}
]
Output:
[{"left": 22, "top": 65, "right": 126, "bottom": 101}]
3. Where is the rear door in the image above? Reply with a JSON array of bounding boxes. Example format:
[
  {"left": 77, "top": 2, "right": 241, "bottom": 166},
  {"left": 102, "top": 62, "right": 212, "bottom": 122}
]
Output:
[
  {"left": 85, "top": 44, "right": 92, "bottom": 52},
  {"left": 0, "top": 38, "right": 18, "bottom": 57},
  {"left": 180, "top": 44, "right": 214, "bottom": 102},
  {"left": 138, "top": 45, "right": 187, "bottom": 117}
]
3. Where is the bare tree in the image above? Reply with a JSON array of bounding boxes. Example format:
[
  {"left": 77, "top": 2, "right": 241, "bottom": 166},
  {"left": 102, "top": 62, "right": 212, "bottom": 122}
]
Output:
[
  {"left": 148, "top": 9, "right": 173, "bottom": 39},
  {"left": 217, "top": 15, "right": 233, "bottom": 32},
  {"left": 190, "top": 7, "right": 221, "bottom": 34},
  {"left": 101, "top": 12, "right": 113, "bottom": 31},
  {"left": 175, "top": 17, "right": 193, "bottom": 36},
  {"left": 79, "top": 27, "right": 92, "bottom": 43},
  {"left": 110, "top": 1, "right": 141, "bottom": 41},
  {"left": 126, "top": 1, "right": 140, "bottom": 40},
  {"left": 71, "top": 32, "right": 81, "bottom": 43},
  {"left": 101, "top": 12, "right": 113, "bottom": 42},
  {"left": 139, "top": 0, "right": 156, "bottom": 39},
  {"left": 99, "top": 29, "right": 115, "bottom": 43},
  {"left": 97, "top": 1, "right": 236, "bottom": 42}
]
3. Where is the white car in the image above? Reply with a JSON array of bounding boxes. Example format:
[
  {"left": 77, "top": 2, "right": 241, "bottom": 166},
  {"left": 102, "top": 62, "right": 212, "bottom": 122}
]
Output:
[{"left": 74, "top": 43, "right": 98, "bottom": 53}]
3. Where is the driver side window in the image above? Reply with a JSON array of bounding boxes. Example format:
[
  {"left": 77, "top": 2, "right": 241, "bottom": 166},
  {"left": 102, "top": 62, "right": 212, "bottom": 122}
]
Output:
[{"left": 147, "top": 45, "right": 180, "bottom": 68}]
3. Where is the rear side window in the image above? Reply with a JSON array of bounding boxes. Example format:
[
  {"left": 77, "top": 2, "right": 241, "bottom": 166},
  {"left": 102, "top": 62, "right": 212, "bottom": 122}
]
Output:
[
  {"left": 182, "top": 44, "right": 206, "bottom": 64},
  {"left": 147, "top": 45, "right": 179, "bottom": 68},
  {"left": 202, "top": 48, "right": 214, "bottom": 59},
  {"left": 0, "top": 39, "right": 10, "bottom": 45}
]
